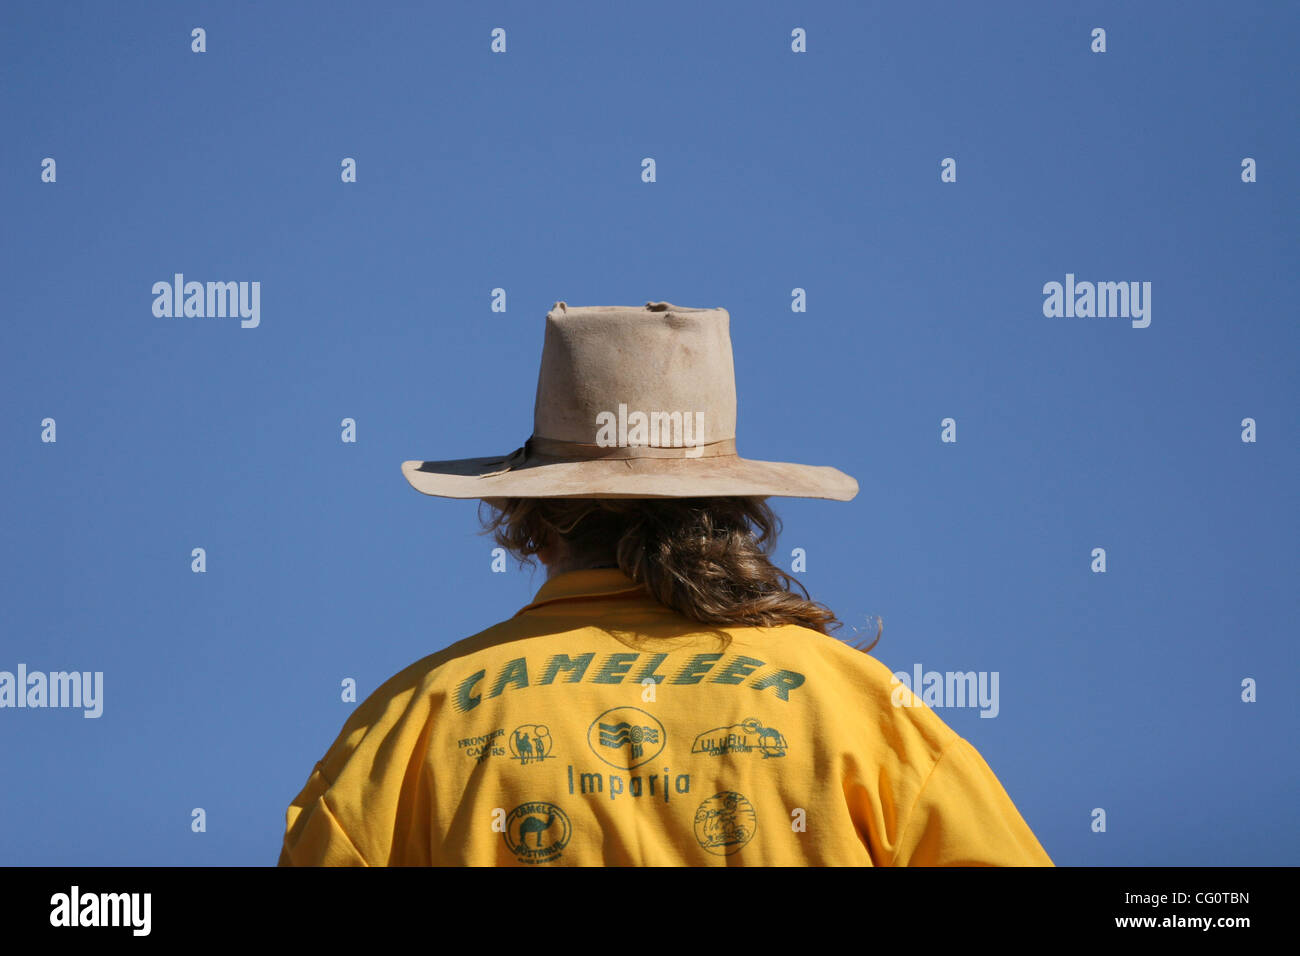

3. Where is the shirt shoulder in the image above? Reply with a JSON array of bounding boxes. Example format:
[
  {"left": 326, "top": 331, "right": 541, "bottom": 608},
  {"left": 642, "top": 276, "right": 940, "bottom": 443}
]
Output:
[
  {"left": 315, "top": 615, "right": 536, "bottom": 781},
  {"left": 279, "top": 615, "right": 533, "bottom": 866},
  {"left": 757, "top": 626, "right": 1053, "bottom": 865},
  {"left": 759, "top": 623, "right": 962, "bottom": 759}
]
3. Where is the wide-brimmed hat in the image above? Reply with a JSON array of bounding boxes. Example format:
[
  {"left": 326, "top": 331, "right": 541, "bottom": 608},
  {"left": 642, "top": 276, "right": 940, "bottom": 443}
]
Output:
[{"left": 401, "top": 301, "right": 858, "bottom": 501}]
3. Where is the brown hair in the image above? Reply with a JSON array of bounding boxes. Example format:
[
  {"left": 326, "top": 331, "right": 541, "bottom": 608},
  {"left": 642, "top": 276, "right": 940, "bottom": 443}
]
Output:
[{"left": 480, "top": 497, "right": 878, "bottom": 649}]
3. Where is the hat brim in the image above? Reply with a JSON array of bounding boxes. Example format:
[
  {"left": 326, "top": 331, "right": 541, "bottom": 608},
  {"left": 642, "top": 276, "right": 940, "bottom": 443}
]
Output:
[{"left": 401, "top": 451, "right": 858, "bottom": 501}]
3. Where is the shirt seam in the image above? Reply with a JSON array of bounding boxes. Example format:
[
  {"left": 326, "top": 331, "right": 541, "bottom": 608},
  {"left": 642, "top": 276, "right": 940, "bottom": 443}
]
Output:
[{"left": 888, "top": 734, "right": 961, "bottom": 867}]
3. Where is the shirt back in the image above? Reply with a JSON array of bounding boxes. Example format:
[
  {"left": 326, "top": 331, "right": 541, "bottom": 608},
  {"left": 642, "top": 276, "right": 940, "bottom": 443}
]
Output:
[{"left": 278, "top": 569, "right": 1053, "bottom": 866}]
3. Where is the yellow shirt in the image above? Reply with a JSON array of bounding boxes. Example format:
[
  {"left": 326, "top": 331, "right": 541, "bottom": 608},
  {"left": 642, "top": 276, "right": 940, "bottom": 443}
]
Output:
[{"left": 278, "top": 568, "right": 1053, "bottom": 866}]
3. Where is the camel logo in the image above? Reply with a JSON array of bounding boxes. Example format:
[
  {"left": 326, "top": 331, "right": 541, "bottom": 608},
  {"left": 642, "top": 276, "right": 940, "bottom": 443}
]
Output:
[
  {"left": 693, "top": 791, "right": 757, "bottom": 856},
  {"left": 503, "top": 802, "right": 571, "bottom": 864},
  {"left": 587, "top": 706, "right": 665, "bottom": 770},
  {"left": 508, "top": 723, "right": 554, "bottom": 764}
]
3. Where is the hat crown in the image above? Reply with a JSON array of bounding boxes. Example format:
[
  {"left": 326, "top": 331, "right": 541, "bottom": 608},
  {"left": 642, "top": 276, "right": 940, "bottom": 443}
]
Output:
[{"left": 533, "top": 301, "right": 736, "bottom": 447}]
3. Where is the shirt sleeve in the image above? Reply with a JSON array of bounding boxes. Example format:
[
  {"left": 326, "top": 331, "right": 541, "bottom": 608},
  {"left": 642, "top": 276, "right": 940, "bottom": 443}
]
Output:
[
  {"left": 277, "top": 762, "right": 370, "bottom": 867},
  {"left": 890, "top": 736, "right": 1054, "bottom": 867}
]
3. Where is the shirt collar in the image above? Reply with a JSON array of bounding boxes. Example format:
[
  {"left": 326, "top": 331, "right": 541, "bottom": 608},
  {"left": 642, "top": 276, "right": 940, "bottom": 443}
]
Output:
[{"left": 515, "top": 567, "right": 649, "bottom": 615}]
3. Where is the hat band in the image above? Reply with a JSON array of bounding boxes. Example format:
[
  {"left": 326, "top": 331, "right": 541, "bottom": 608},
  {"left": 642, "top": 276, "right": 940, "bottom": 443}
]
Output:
[
  {"left": 527, "top": 435, "right": 737, "bottom": 460},
  {"left": 475, "top": 435, "right": 738, "bottom": 479}
]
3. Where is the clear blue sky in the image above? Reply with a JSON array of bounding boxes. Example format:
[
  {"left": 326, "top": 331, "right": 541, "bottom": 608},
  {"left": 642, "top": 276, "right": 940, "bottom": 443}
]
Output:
[{"left": 2, "top": 0, "right": 1296, "bottom": 866}]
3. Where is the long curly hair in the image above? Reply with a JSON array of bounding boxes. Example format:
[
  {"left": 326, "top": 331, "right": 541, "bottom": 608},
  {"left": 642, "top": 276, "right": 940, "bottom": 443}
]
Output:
[{"left": 479, "top": 496, "right": 871, "bottom": 646}]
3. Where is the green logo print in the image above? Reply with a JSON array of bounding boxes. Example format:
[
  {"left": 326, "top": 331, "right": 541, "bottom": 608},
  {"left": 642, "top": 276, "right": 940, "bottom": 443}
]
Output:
[
  {"left": 691, "top": 717, "right": 787, "bottom": 758},
  {"left": 587, "top": 706, "right": 665, "bottom": 770},
  {"left": 503, "top": 802, "right": 571, "bottom": 864},
  {"left": 693, "top": 792, "right": 757, "bottom": 856},
  {"left": 508, "top": 723, "right": 554, "bottom": 765}
]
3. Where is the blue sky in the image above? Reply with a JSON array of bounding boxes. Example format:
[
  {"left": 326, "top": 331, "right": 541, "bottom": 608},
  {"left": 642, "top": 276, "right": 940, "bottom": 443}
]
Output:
[{"left": 1, "top": 0, "right": 1296, "bottom": 866}]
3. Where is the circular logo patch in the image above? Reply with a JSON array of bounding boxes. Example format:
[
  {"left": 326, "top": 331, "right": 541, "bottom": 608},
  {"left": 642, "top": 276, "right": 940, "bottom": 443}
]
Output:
[
  {"left": 693, "top": 791, "right": 757, "bottom": 856},
  {"left": 508, "top": 723, "right": 554, "bottom": 764},
  {"left": 587, "top": 706, "right": 666, "bottom": 770},
  {"left": 503, "top": 802, "right": 571, "bottom": 864}
]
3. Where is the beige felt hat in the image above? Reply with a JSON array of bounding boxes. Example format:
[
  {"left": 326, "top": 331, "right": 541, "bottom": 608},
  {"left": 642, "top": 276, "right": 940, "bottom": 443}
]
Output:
[{"left": 401, "top": 301, "right": 858, "bottom": 501}]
